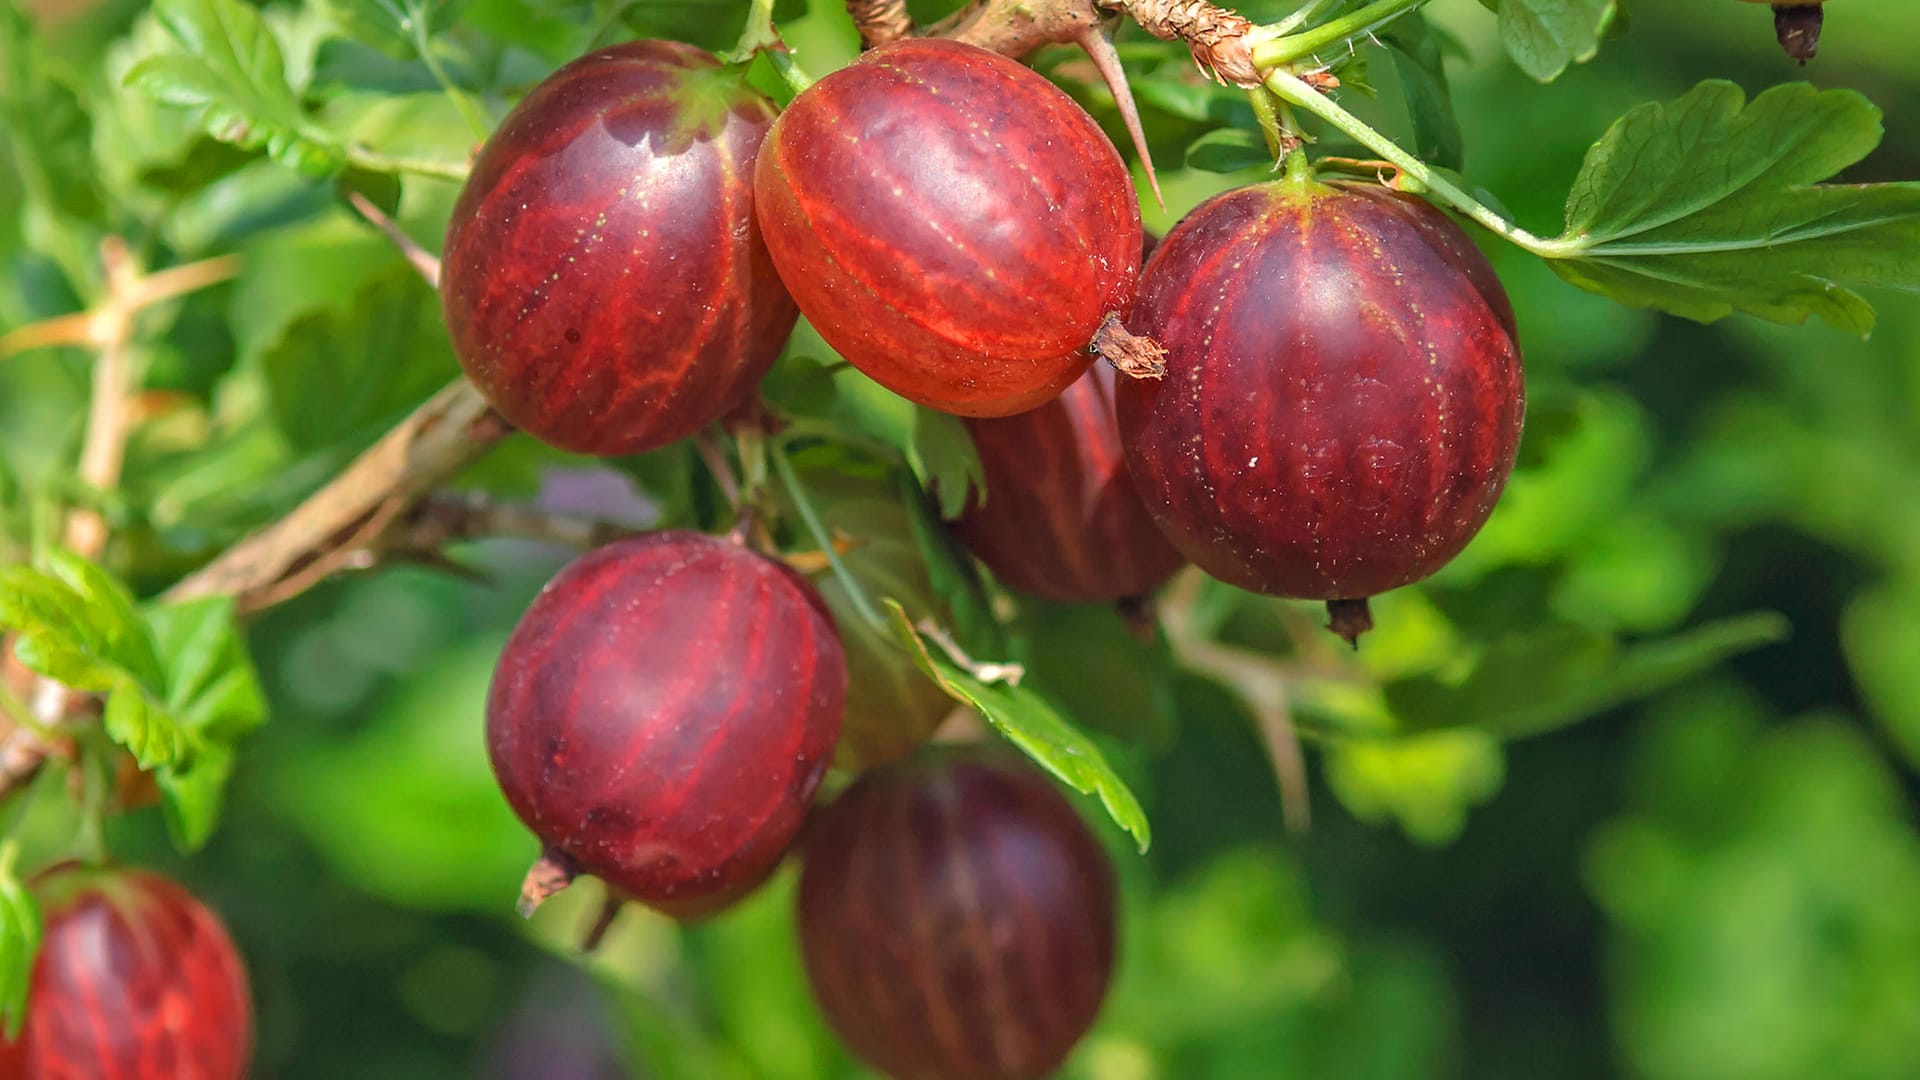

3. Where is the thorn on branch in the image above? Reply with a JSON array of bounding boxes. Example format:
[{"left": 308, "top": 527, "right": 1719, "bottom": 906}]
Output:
[
  {"left": 1075, "top": 26, "right": 1164, "bottom": 209},
  {"left": 163, "top": 379, "right": 510, "bottom": 613}
]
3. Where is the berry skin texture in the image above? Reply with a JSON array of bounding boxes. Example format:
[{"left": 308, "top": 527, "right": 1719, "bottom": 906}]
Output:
[
  {"left": 442, "top": 41, "right": 797, "bottom": 455},
  {"left": 754, "top": 38, "right": 1143, "bottom": 417},
  {"left": 0, "top": 865, "right": 251, "bottom": 1080},
  {"left": 955, "top": 364, "right": 1184, "bottom": 603},
  {"left": 798, "top": 750, "right": 1116, "bottom": 1080},
  {"left": 487, "top": 531, "right": 846, "bottom": 916},
  {"left": 1116, "top": 181, "right": 1525, "bottom": 607}
]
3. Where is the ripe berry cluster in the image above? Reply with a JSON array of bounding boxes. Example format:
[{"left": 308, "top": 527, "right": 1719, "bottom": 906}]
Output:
[
  {"left": 0, "top": 30, "right": 1522, "bottom": 1080},
  {"left": 438, "top": 30, "right": 1524, "bottom": 1079}
]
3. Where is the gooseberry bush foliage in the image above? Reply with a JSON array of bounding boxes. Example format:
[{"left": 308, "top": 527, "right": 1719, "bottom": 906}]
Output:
[{"left": 0, "top": 0, "right": 1915, "bottom": 1074}]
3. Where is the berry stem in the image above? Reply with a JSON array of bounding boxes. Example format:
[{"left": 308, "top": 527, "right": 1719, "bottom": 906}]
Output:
[
  {"left": 1247, "top": 85, "right": 1286, "bottom": 159},
  {"left": 693, "top": 429, "right": 745, "bottom": 510},
  {"left": 1271, "top": 0, "right": 1346, "bottom": 36},
  {"left": 343, "top": 189, "right": 442, "bottom": 288},
  {"left": 579, "top": 893, "right": 624, "bottom": 952},
  {"left": 728, "top": 0, "right": 816, "bottom": 92},
  {"left": 342, "top": 147, "right": 471, "bottom": 183},
  {"left": 1252, "top": 0, "right": 1430, "bottom": 67},
  {"left": 771, "top": 441, "right": 887, "bottom": 632},
  {"left": 75, "top": 743, "right": 110, "bottom": 864},
  {"left": 1263, "top": 69, "right": 1562, "bottom": 256}
]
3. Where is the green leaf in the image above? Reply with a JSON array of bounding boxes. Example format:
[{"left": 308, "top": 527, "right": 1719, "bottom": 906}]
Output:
[
  {"left": 156, "top": 741, "right": 236, "bottom": 852},
  {"left": 125, "top": 0, "right": 345, "bottom": 175},
  {"left": 763, "top": 334, "right": 985, "bottom": 516},
  {"left": 1325, "top": 729, "right": 1506, "bottom": 845},
  {"left": 1484, "top": 0, "right": 1616, "bottom": 82},
  {"left": 1132, "top": 61, "right": 1243, "bottom": 123},
  {"left": 0, "top": 555, "right": 264, "bottom": 844},
  {"left": 1381, "top": 13, "right": 1463, "bottom": 170},
  {"left": 905, "top": 409, "right": 983, "bottom": 520},
  {"left": 882, "top": 599, "right": 1151, "bottom": 851},
  {"left": 143, "top": 597, "right": 267, "bottom": 741},
  {"left": 1388, "top": 613, "right": 1791, "bottom": 740},
  {"left": 0, "top": 843, "right": 40, "bottom": 1040},
  {"left": 252, "top": 269, "right": 459, "bottom": 451},
  {"left": 318, "top": 0, "right": 467, "bottom": 58},
  {"left": 1020, "top": 600, "right": 1177, "bottom": 746},
  {"left": 0, "top": 552, "right": 162, "bottom": 693},
  {"left": 0, "top": 1, "right": 105, "bottom": 221},
  {"left": 1185, "top": 127, "right": 1273, "bottom": 174},
  {"left": 1543, "top": 81, "right": 1920, "bottom": 336}
]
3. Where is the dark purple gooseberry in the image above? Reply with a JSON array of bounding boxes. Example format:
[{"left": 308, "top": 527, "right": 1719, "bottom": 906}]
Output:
[
  {"left": 442, "top": 41, "right": 797, "bottom": 455},
  {"left": 488, "top": 531, "right": 845, "bottom": 917},
  {"left": 798, "top": 749, "right": 1116, "bottom": 1080},
  {"left": 954, "top": 364, "right": 1184, "bottom": 603},
  {"left": 1116, "top": 180, "right": 1525, "bottom": 642}
]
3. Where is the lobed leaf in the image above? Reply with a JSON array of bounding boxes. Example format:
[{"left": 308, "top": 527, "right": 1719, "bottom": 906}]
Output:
[
  {"left": 1387, "top": 613, "right": 1790, "bottom": 740},
  {"left": 883, "top": 600, "right": 1151, "bottom": 851},
  {"left": 1546, "top": 81, "right": 1920, "bottom": 335},
  {"left": 1380, "top": 13, "right": 1463, "bottom": 170},
  {"left": 125, "top": 0, "right": 345, "bottom": 175},
  {"left": 1185, "top": 127, "right": 1272, "bottom": 174},
  {"left": 0, "top": 554, "right": 265, "bottom": 848},
  {"left": 1481, "top": 0, "right": 1616, "bottom": 83}
]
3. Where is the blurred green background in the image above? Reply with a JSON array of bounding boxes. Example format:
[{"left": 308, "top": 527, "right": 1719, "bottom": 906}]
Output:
[{"left": 3, "top": 0, "right": 1920, "bottom": 1077}]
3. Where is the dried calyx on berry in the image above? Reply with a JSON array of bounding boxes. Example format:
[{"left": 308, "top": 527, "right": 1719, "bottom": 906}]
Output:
[{"left": 1743, "top": 0, "right": 1827, "bottom": 62}]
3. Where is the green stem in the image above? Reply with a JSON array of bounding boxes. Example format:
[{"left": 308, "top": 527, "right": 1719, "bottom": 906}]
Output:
[
  {"left": 408, "top": 0, "right": 491, "bottom": 143},
  {"left": 1276, "top": 99, "right": 1315, "bottom": 183},
  {"left": 1263, "top": 69, "right": 1559, "bottom": 255},
  {"left": 1254, "top": 0, "right": 1431, "bottom": 67},
  {"left": 726, "top": 0, "right": 814, "bottom": 93},
  {"left": 1272, "top": 0, "right": 1349, "bottom": 36},
  {"left": 74, "top": 744, "right": 107, "bottom": 865},
  {"left": 766, "top": 50, "right": 815, "bottom": 95},
  {"left": 1247, "top": 87, "right": 1285, "bottom": 160},
  {"left": 736, "top": 428, "right": 769, "bottom": 501},
  {"left": 345, "top": 147, "right": 471, "bottom": 183},
  {"left": 770, "top": 442, "right": 884, "bottom": 631}
]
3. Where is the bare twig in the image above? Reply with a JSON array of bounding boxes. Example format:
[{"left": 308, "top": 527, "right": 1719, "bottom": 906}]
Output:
[
  {"left": 1160, "top": 570, "right": 1311, "bottom": 833},
  {"left": 0, "top": 238, "right": 226, "bottom": 802},
  {"left": 848, "top": 0, "right": 913, "bottom": 47},
  {"left": 692, "top": 429, "right": 744, "bottom": 509},
  {"left": 933, "top": 0, "right": 1107, "bottom": 60},
  {"left": 344, "top": 190, "right": 443, "bottom": 288},
  {"left": 0, "top": 251, "right": 241, "bottom": 361},
  {"left": 162, "top": 379, "right": 510, "bottom": 614},
  {"left": 401, "top": 491, "right": 642, "bottom": 553}
]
